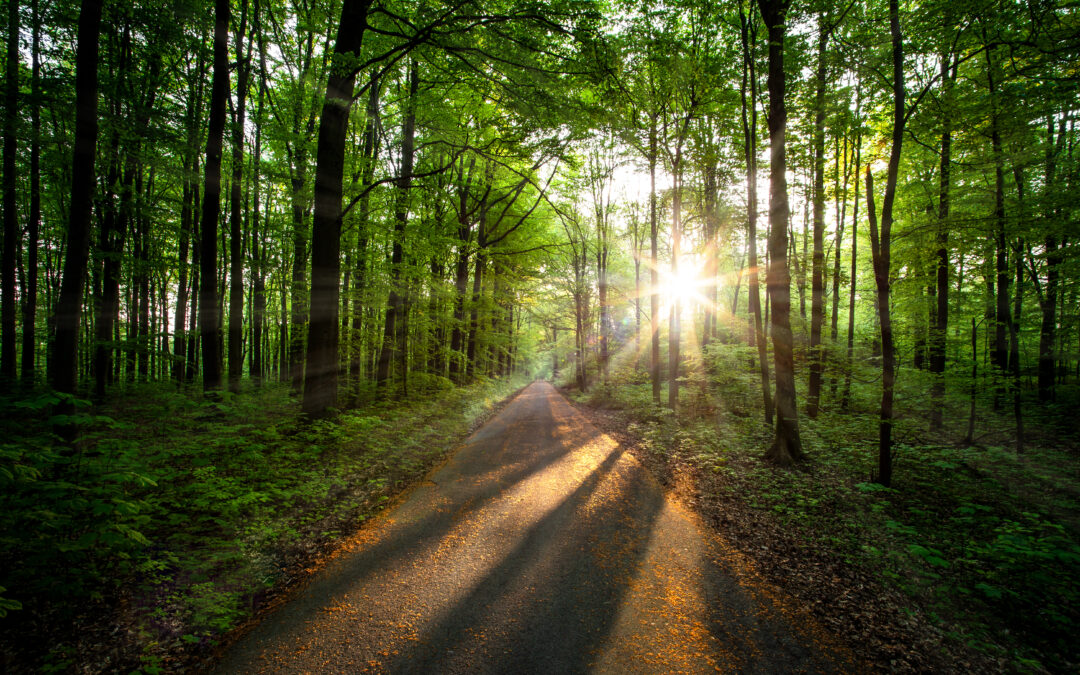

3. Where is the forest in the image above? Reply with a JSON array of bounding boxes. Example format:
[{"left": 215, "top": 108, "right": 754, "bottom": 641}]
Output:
[{"left": 1, "top": 0, "right": 1078, "bottom": 671}]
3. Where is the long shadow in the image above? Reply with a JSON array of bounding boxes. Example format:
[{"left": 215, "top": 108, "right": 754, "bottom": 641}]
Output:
[
  {"left": 384, "top": 443, "right": 666, "bottom": 673},
  {"left": 213, "top": 384, "right": 614, "bottom": 669}
]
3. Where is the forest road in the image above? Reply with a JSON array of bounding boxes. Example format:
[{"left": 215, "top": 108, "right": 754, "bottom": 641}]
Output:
[{"left": 211, "top": 381, "right": 851, "bottom": 674}]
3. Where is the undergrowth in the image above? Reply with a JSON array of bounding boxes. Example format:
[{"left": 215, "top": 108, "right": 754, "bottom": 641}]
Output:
[
  {"left": 0, "top": 375, "right": 526, "bottom": 673},
  {"left": 571, "top": 341, "right": 1079, "bottom": 673}
]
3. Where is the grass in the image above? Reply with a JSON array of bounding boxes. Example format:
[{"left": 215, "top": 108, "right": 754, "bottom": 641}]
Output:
[
  {"left": 568, "top": 338, "right": 1080, "bottom": 672},
  {"left": 0, "top": 374, "right": 528, "bottom": 673}
]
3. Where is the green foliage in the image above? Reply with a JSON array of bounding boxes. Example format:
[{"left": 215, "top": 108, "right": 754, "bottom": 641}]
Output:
[
  {"left": 0, "top": 376, "right": 527, "bottom": 670},
  {"left": 592, "top": 340, "right": 1080, "bottom": 671}
]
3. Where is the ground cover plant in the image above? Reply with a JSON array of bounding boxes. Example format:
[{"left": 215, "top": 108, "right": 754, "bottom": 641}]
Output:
[
  {"left": 0, "top": 376, "right": 527, "bottom": 673},
  {"left": 567, "top": 341, "right": 1080, "bottom": 673}
]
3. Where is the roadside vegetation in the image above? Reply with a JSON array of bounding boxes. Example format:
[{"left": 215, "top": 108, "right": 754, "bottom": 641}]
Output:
[
  {"left": 566, "top": 341, "right": 1080, "bottom": 673},
  {"left": 0, "top": 376, "right": 527, "bottom": 673}
]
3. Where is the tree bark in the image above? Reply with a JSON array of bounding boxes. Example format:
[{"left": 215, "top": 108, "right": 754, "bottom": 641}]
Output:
[
  {"left": 649, "top": 115, "right": 661, "bottom": 405},
  {"left": 758, "top": 0, "right": 803, "bottom": 465},
  {"left": 929, "top": 51, "right": 956, "bottom": 430},
  {"left": 739, "top": 0, "right": 772, "bottom": 425},
  {"left": 866, "top": 0, "right": 905, "bottom": 486},
  {"left": 2, "top": 0, "right": 19, "bottom": 379},
  {"left": 303, "top": 0, "right": 373, "bottom": 417},
  {"left": 807, "top": 17, "right": 829, "bottom": 418},
  {"left": 50, "top": 0, "right": 104, "bottom": 396},
  {"left": 198, "top": 0, "right": 231, "bottom": 392},
  {"left": 20, "top": 0, "right": 40, "bottom": 381},
  {"left": 228, "top": 0, "right": 250, "bottom": 392},
  {"left": 376, "top": 60, "right": 418, "bottom": 394}
]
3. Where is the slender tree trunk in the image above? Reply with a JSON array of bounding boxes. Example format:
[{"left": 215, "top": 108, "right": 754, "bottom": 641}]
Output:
[
  {"left": 866, "top": 0, "right": 905, "bottom": 486},
  {"left": 228, "top": 0, "right": 250, "bottom": 392},
  {"left": 930, "top": 52, "right": 956, "bottom": 430},
  {"left": 20, "top": 0, "right": 40, "bottom": 381},
  {"left": 50, "top": 0, "right": 103, "bottom": 397},
  {"left": 198, "top": 0, "right": 230, "bottom": 392},
  {"left": 251, "top": 1, "right": 267, "bottom": 385},
  {"left": 1012, "top": 237, "right": 1024, "bottom": 453},
  {"left": 186, "top": 159, "right": 201, "bottom": 383},
  {"left": 740, "top": 0, "right": 772, "bottom": 425},
  {"left": 376, "top": 60, "right": 418, "bottom": 394},
  {"left": 649, "top": 117, "right": 661, "bottom": 405},
  {"left": 2, "top": 0, "right": 19, "bottom": 379},
  {"left": 1038, "top": 116, "right": 1065, "bottom": 401},
  {"left": 807, "top": 18, "right": 829, "bottom": 418},
  {"left": 842, "top": 88, "right": 862, "bottom": 411},
  {"left": 302, "top": 0, "right": 373, "bottom": 417},
  {"left": 758, "top": 0, "right": 803, "bottom": 465},
  {"left": 668, "top": 153, "right": 682, "bottom": 410},
  {"left": 986, "top": 43, "right": 1010, "bottom": 373}
]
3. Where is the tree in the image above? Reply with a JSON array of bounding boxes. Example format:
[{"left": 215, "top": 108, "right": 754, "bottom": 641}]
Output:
[
  {"left": 302, "top": 0, "right": 373, "bottom": 417},
  {"left": 865, "top": 0, "right": 906, "bottom": 487},
  {"left": 758, "top": 0, "right": 803, "bottom": 465},
  {"left": 2, "top": 0, "right": 18, "bottom": 379},
  {"left": 198, "top": 0, "right": 231, "bottom": 392},
  {"left": 50, "top": 0, "right": 104, "bottom": 397}
]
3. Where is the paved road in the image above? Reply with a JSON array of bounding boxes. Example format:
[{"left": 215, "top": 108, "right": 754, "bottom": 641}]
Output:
[{"left": 212, "top": 381, "right": 848, "bottom": 674}]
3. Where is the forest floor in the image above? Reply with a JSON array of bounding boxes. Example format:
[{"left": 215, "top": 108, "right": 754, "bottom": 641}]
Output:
[
  {"left": 563, "top": 348, "right": 1080, "bottom": 674},
  {"left": 0, "top": 376, "right": 528, "bottom": 674},
  {"left": 212, "top": 380, "right": 855, "bottom": 674}
]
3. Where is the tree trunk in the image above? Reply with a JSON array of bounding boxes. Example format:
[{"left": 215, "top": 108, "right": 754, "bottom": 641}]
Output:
[
  {"left": 302, "top": 0, "right": 373, "bottom": 417},
  {"left": 668, "top": 152, "right": 682, "bottom": 410},
  {"left": 50, "top": 0, "right": 104, "bottom": 397},
  {"left": 376, "top": 60, "right": 418, "bottom": 394},
  {"left": 807, "top": 18, "right": 829, "bottom": 419},
  {"left": 758, "top": 0, "right": 803, "bottom": 465},
  {"left": 250, "top": 2, "right": 267, "bottom": 385},
  {"left": 198, "top": 0, "right": 230, "bottom": 392},
  {"left": 866, "top": 0, "right": 905, "bottom": 487},
  {"left": 986, "top": 43, "right": 1010, "bottom": 373},
  {"left": 929, "top": 51, "right": 956, "bottom": 430},
  {"left": 649, "top": 116, "right": 661, "bottom": 405},
  {"left": 1038, "top": 116, "right": 1065, "bottom": 401},
  {"left": 842, "top": 87, "right": 862, "bottom": 411},
  {"left": 20, "top": 0, "right": 40, "bottom": 381},
  {"left": 739, "top": 0, "right": 772, "bottom": 425},
  {"left": 228, "top": 0, "right": 250, "bottom": 392},
  {"left": 1012, "top": 236, "right": 1024, "bottom": 453},
  {"left": 2, "top": 0, "right": 19, "bottom": 379}
]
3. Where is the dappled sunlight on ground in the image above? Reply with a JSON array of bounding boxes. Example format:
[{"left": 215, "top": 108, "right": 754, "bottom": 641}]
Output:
[{"left": 213, "top": 382, "right": 848, "bottom": 674}]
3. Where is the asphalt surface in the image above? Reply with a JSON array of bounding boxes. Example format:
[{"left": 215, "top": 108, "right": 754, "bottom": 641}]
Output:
[{"left": 212, "top": 381, "right": 847, "bottom": 674}]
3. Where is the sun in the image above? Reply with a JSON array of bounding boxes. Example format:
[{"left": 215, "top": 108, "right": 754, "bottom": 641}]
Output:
[{"left": 658, "top": 255, "right": 708, "bottom": 307}]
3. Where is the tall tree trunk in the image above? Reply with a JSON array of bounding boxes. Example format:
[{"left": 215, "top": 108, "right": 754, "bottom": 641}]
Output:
[
  {"left": 20, "top": 0, "right": 40, "bottom": 381},
  {"left": 302, "top": 0, "right": 372, "bottom": 417},
  {"left": 250, "top": 0, "right": 267, "bottom": 385},
  {"left": 930, "top": 51, "right": 956, "bottom": 430},
  {"left": 758, "top": 0, "right": 803, "bottom": 465},
  {"left": 228, "top": 0, "right": 250, "bottom": 392},
  {"left": 2, "top": 0, "right": 19, "bottom": 379},
  {"left": 50, "top": 0, "right": 104, "bottom": 396},
  {"left": 350, "top": 75, "right": 379, "bottom": 390},
  {"left": 1012, "top": 236, "right": 1024, "bottom": 453},
  {"left": 668, "top": 151, "right": 682, "bottom": 410},
  {"left": 649, "top": 116, "right": 661, "bottom": 405},
  {"left": 986, "top": 43, "right": 1010, "bottom": 373},
  {"left": 198, "top": 0, "right": 230, "bottom": 391},
  {"left": 807, "top": 17, "right": 829, "bottom": 418},
  {"left": 842, "top": 88, "right": 862, "bottom": 411},
  {"left": 1038, "top": 116, "right": 1065, "bottom": 401},
  {"left": 866, "top": 0, "right": 905, "bottom": 486},
  {"left": 739, "top": 0, "right": 772, "bottom": 425},
  {"left": 376, "top": 60, "right": 418, "bottom": 394}
]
